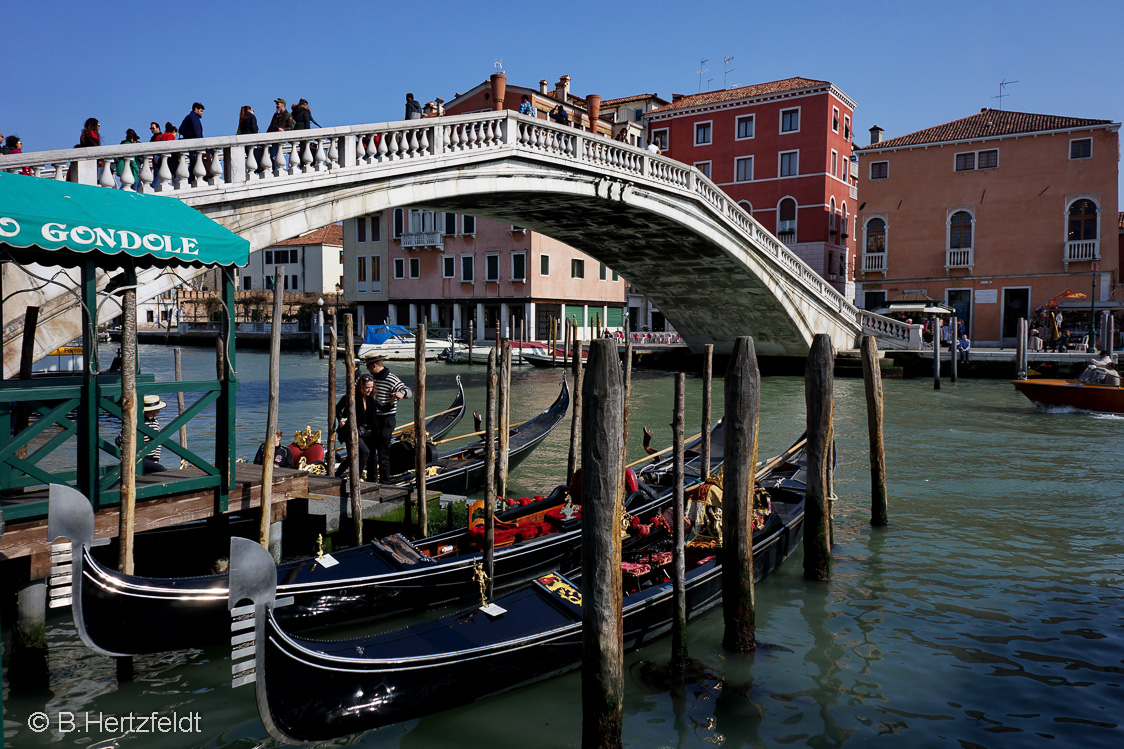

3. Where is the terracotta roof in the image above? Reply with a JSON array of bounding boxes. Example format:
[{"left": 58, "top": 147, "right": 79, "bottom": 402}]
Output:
[
  {"left": 601, "top": 93, "right": 663, "bottom": 106},
  {"left": 271, "top": 224, "right": 343, "bottom": 247},
  {"left": 860, "top": 108, "right": 1115, "bottom": 150},
  {"left": 647, "top": 77, "right": 831, "bottom": 114}
]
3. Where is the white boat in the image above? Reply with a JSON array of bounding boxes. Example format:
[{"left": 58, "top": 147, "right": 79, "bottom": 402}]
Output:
[
  {"left": 446, "top": 341, "right": 550, "bottom": 365},
  {"left": 355, "top": 325, "right": 449, "bottom": 361}
]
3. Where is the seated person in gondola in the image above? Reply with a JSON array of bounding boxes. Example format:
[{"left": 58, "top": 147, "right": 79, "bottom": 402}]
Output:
[
  {"left": 1078, "top": 350, "right": 1113, "bottom": 383},
  {"left": 254, "top": 427, "right": 295, "bottom": 469}
]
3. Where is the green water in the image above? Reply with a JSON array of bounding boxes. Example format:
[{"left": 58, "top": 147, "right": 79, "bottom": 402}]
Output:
[{"left": 3, "top": 346, "right": 1123, "bottom": 747}]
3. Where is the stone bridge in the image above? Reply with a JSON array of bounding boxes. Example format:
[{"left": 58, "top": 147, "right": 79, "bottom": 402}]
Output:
[{"left": 2, "top": 110, "right": 913, "bottom": 376}]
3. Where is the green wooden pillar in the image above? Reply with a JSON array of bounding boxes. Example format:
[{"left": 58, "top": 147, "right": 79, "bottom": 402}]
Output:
[
  {"left": 216, "top": 266, "right": 237, "bottom": 512},
  {"left": 77, "top": 259, "right": 100, "bottom": 507}
]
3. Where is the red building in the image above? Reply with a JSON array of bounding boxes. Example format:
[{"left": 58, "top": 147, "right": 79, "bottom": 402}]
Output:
[{"left": 644, "top": 77, "right": 858, "bottom": 296}]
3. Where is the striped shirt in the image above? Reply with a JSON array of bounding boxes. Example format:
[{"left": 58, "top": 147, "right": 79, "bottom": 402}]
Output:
[{"left": 372, "top": 369, "right": 411, "bottom": 416}]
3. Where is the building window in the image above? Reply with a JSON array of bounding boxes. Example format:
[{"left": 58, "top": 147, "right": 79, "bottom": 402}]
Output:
[
  {"left": 1068, "top": 199, "right": 1098, "bottom": 241},
  {"left": 870, "top": 161, "right": 888, "bottom": 180},
  {"left": 955, "top": 152, "right": 975, "bottom": 171},
  {"left": 571, "top": 259, "right": 585, "bottom": 278},
  {"left": 695, "top": 161, "right": 712, "bottom": 179},
  {"left": 599, "top": 262, "right": 607, "bottom": 281},
  {"left": 736, "top": 115, "right": 755, "bottom": 139},
  {"left": 357, "top": 256, "right": 367, "bottom": 284},
  {"left": 832, "top": 107, "right": 839, "bottom": 133},
  {"left": 831, "top": 150, "right": 838, "bottom": 178},
  {"left": 694, "top": 121, "right": 712, "bottom": 145},
  {"left": 242, "top": 276, "right": 252, "bottom": 290},
  {"left": 393, "top": 209, "right": 404, "bottom": 238},
  {"left": 485, "top": 254, "right": 499, "bottom": 282},
  {"left": 443, "top": 212, "right": 457, "bottom": 236},
  {"left": 978, "top": 149, "right": 998, "bottom": 169},
  {"left": 1070, "top": 138, "right": 1092, "bottom": 159},
  {"left": 512, "top": 252, "right": 526, "bottom": 281},
  {"left": 370, "top": 215, "right": 380, "bottom": 241},
  {"left": 357, "top": 218, "right": 366, "bottom": 243},
  {"left": 291, "top": 275, "right": 299, "bottom": 290},
  {"left": 844, "top": 115, "right": 851, "bottom": 141},
  {"left": 864, "top": 290, "right": 887, "bottom": 311},
  {"left": 540, "top": 254, "right": 550, "bottom": 276},
  {"left": 865, "top": 218, "right": 886, "bottom": 253},
  {"left": 463, "top": 215, "right": 476, "bottom": 235},
  {"left": 651, "top": 128, "right": 668, "bottom": 151},
  {"left": 371, "top": 256, "right": 381, "bottom": 289},
  {"left": 735, "top": 156, "right": 753, "bottom": 182},
  {"left": 779, "top": 150, "right": 798, "bottom": 177},
  {"left": 829, "top": 198, "right": 837, "bottom": 232},
  {"left": 393, "top": 258, "right": 405, "bottom": 279},
  {"left": 777, "top": 198, "right": 797, "bottom": 240},
  {"left": 265, "top": 250, "right": 273, "bottom": 265},
  {"left": 949, "top": 211, "right": 973, "bottom": 249},
  {"left": 461, "top": 255, "right": 474, "bottom": 282},
  {"left": 409, "top": 257, "right": 420, "bottom": 279},
  {"left": 443, "top": 256, "right": 455, "bottom": 278},
  {"left": 611, "top": 269, "right": 619, "bottom": 281},
  {"left": 780, "top": 108, "right": 800, "bottom": 133}
]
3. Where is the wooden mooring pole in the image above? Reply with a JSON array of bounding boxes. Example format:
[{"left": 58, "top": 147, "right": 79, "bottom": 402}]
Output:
[
  {"left": 861, "top": 336, "right": 888, "bottom": 527},
  {"left": 671, "top": 372, "right": 688, "bottom": 671},
  {"left": 804, "top": 333, "right": 834, "bottom": 581},
  {"left": 174, "top": 348, "right": 188, "bottom": 452},
  {"left": 118, "top": 286, "right": 138, "bottom": 575},
  {"left": 581, "top": 338, "right": 624, "bottom": 748},
  {"left": 260, "top": 269, "right": 284, "bottom": 561},
  {"left": 722, "top": 336, "right": 759, "bottom": 652},
  {"left": 498, "top": 340, "right": 512, "bottom": 499},
  {"left": 622, "top": 341, "right": 633, "bottom": 461},
  {"left": 414, "top": 319, "right": 428, "bottom": 537},
  {"left": 931, "top": 314, "right": 941, "bottom": 390},
  {"left": 567, "top": 322, "right": 583, "bottom": 485},
  {"left": 949, "top": 316, "right": 958, "bottom": 383},
  {"left": 326, "top": 311, "right": 338, "bottom": 477},
  {"left": 1016, "top": 317, "right": 1028, "bottom": 379},
  {"left": 701, "top": 343, "right": 713, "bottom": 481},
  {"left": 344, "top": 314, "right": 362, "bottom": 543},
  {"left": 484, "top": 348, "right": 497, "bottom": 598}
]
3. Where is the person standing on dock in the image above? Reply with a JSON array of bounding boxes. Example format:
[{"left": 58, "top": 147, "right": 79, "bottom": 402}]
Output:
[
  {"left": 364, "top": 354, "right": 412, "bottom": 483},
  {"left": 336, "top": 375, "right": 377, "bottom": 480}
]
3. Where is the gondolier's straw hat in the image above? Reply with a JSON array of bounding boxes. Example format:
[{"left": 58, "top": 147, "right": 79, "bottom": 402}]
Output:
[{"left": 143, "top": 395, "right": 167, "bottom": 411}]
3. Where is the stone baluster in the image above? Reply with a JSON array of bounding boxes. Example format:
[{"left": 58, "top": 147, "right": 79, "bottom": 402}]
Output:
[
  {"left": 259, "top": 143, "right": 273, "bottom": 177},
  {"left": 156, "top": 154, "right": 173, "bottom": 191},
  {"left": 377, "top": 132, "right": 389, "bottom": 161},
  {"left": 174, "top": 151, "right": 191, "bottom": 187},
  {"left": 99, "top": 160, "right": 116, "bottom": 188},
  {"left": 191, "top": 151, "right": 208, "bottom": 187},
  {"left": 418, "top": 128, "right": 430, "bottom": 156},
  {"left": 137, "top": 155, "right": 154, "bottom": 192},
  {"left": 119, "top": 156, "right": 136, "bottom": 191},
  {"left": 246, "top": 143, "right": 259, "bottom": 178},
  {"left": 467, "top": 124, "right": 479, "bottom": 149},
  {"left": 326, "top": 137, "right": 338, "bottom": 169},
  {"left": 407, "top": 129, "right": 419, "bottom": 158},
  {"left": 210, "top": 149, "right": 224, "bottom": 183},
  {"left": 442, "top": 125, "right": 453, "bottom": 153},
  {"left": 314, "top": 137, "right": 328, "bottom": 170},
  {"left": 457, "top": 124, "right": 468, "bottom": 151},
  {"left": 357, "top": 134, "right": 369, "bottom": 163},
  {"left": 297, "top": 139, "right": 310, "bottom": 172}
]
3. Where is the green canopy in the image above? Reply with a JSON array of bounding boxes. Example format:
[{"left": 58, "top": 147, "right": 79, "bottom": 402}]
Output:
[{"left": 0, "top": 171, "right": 248, "bottom": 266}]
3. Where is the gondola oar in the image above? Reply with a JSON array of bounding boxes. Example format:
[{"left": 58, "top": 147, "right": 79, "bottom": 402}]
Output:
[{"left": 430, "top": 418, "right": 532, "bottom": 446}]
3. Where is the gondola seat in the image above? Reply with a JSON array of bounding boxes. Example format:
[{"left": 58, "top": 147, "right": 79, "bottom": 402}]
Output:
[
  {"left": 621, "top": 561, "right": 653, "bottom": 593},
  {"left": 545, "top": 505, "right": 581, "bottom": 529}
]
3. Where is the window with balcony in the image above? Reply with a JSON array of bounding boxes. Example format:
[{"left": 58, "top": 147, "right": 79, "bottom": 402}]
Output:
[
  {"left": 1070, "top": 138, "right": 1092, "bottom": 159},
  {"left": 870, "top": 161, "right": 888, "bottom": 180},
  {"left": 780, "top": 108, "right": 800, "bottom": 133},
  {"left": 779, "top": 150, "right": 798, "bottom": 177},
  {"left": 485, "top": 254, "right": 499, "bottom": 282},
  {"left": 777, "top": 198, "right": 797, "bottom": 241},
  {"left": 947, "top": 211, "right": 974, "bottom": 268},
  {"left": 512, "top": 252, "right": 526, "bottom": 281},
  {"left": 1066, "top": 198, "right": 1099, "bottom": 264},
  {"left": 735, "top": 156, "right": 753, "bottom": 182},
  {"left": 460, "top": 255, "right": 474, "bottom": 282},
  {"left": 863, "top": 217, "right": 887, "bottom": 273},
  {"left": 736, "top": 115, "right": 755, "bottom": 139},
  {"left": 393, "top": 258, "right": 405, "bottom": 279},
  {"left": 443, "top": 256, "right": 455, "bottom": 278},
  {"left": 694, "top": 121, "right": 712, "bottom": 145},
  {"left": 571, "top": 259, "right": 585, "bottom": 278}
]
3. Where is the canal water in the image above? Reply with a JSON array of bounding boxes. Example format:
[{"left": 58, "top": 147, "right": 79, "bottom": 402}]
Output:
[{"left": 3, "top": 345, "right": 1123, "bottom": 747}]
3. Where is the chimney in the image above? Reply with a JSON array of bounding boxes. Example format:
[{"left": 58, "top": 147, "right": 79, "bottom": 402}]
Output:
[
  {"left": 556, "top": 75, "right": 571, "bottom": 103},
  {"left": 869, "top": 125, "right": 884, "bottom": 145},
  {"left": 672, "top": 93, "right": 685, "bottom": 102},
  {"left": 585, "top": 94, "right": 601, "bottom": 134},
  {"left": 435, "top": 97, "right": 445, "bottom": 116},
  {"left": 489, "top": 72, "right": 507, "bottom": 112},
  {"left": 539, "top": 79, "right": 549, "bottom": 95}
]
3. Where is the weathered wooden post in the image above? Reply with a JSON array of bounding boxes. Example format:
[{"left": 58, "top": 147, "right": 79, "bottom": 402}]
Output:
[
  {"left": 932, "top": 314, "right": 941, "bottom": 390},
  {"left": 173, "top": 348, "right": 188, "bottom": 452},
  {"left": 414, "top": 319, "right": 428, "bottom": 537},
  {"left": 326, "top": 311, "right": 337, "bottom": 477},
  {"left": 118, "top": 286, "right": 138, "bottom": 575},
  {"left": 622, "top": 341, "right": 633, "bottom": 461},
  {"left": 215, "top": 334, "right": 225, "bottom": 381},
  {"left": 484, "top": 348, "right": 497, "bottom": 597},
  {"left": 804, "top": 333, "right": 834, "bottom": 581},
  {"left": 498, "top": 341, "right": 512, "bottom": 499},
  {"left": 861, "top": 336, "right": 888, "bottom": 527},
  {"left": 563, "top": 317, "right": 570, "bottom": 370},
  {"left": 701, "top": 343, "right": 713, "bottom": 480},
  {"left": 671, "top": 372, "right": 688, "bottom": 671},
  {"left": 551, "top": 315, "right": 557, "bottom": 366},
  {"left": 260, "top": 268, "right": 284, "bottom": 561},
  {"left": 344, "top": 314, "right": 362, "bottom": 543},
  {"left": 1107, "top": 313, "right": 1116, "bottom": 356},
  {"left": 949, "top": 316, "right": 958, "bottom": 383},
  {"left": 1016, "top": 317, "right": 1028, "bottom": 379},
  {"left": 722, "top": 336, "right": 759, "bottom": 652},
  {"left": 467, "top": 314, "right": 474, "bottom": 367},
  {"left": 581, "top": 338, "right": 625, "bottom": 748},
  {"left": 567, "top": 324, "right": 584, "bottom": 485}
]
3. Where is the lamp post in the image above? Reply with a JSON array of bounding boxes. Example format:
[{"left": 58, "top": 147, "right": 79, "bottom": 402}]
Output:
[{"left": 317, "top": 297, "right": 325, "bottom": 359}]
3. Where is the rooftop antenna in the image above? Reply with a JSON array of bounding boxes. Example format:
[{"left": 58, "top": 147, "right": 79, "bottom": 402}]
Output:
[
  {"left": 992, "top": 78, "right": 1018, "bottom": 110},
  {"left": 707, "top": 77, "right": 714, "bottom": 92},
  {"left": 723, "top": 56, "right": 735, "bottom": 89},
  {"left": 697, "top": 58, "right": 709, "bottom": 93},
  {"left": 493, "top": 58, "right": 504, "bottom": 73}
]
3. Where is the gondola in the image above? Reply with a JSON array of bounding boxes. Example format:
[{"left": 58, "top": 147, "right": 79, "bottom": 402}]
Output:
[
  {"left": 45, "top": 390, "right": 706, "bottom": 658},
  {"left": 230, "top": 436, "right": 810, "bottom": 744}
]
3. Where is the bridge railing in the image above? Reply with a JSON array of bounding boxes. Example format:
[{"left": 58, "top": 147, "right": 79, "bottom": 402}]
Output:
[{"left": 4, "top": 111, "right": 913, "bottom": 348}]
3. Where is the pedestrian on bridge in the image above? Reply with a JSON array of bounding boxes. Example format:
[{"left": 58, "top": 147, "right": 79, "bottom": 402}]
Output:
[
  {"left": 179, "top": 102, "right": 204, "bottom": 140},
  {"left": 293, "top": 99, "right": 319, "bottom": 129},
  {"left": 405, "top": 93, "right": 422, "bottom": 120},
  {"left": 549, "top": 103, "right": 570, "bottom": 127},
  {"left": 267, "top": 98, "right": 295, "bottom": 172},
  {"left": 237, "top": 105, "right": 259, "bottom": 135}
]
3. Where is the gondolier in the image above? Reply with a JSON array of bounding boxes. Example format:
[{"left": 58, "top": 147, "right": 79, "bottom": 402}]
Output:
[{"left": 364, "top": 354, "right": 412, "bottom": 482}]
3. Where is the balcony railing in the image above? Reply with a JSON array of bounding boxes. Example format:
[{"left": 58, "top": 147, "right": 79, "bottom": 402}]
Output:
[
  {"left": 401, "top": 232, "right": 444, "bottom": 250},
  {"left": 861, "top": 252, "right": 886, "bottom": 273},
  {"left": 777, "top": 231, "right": 796, "bottom": 245},
  {"left": 849, "top": 184, "right": 858, "bottom": 200},
  {"left": 1065, "top": 239, "right": 1099, "bottom": 263},
  {"left": 945, "top": 247, "right": 974, "bottom": 270}
]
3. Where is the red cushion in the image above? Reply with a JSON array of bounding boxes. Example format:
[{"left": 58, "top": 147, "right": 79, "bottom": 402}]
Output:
[
  {"left": 624, "top": 469, "right": 638, "bottom": 493},
  {"left": 286, "top": 444, "right": 303, "bottom": 463},
  {"left": 303, "top": 443, "right": 326, "bottom": 462},
  {"left": 514, "top": 523, "right": 542, "bottom": 542}
]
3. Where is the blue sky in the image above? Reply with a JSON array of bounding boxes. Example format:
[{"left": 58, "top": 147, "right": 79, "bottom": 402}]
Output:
[{"left": 6, "top": 0, "right": 1123, "bottom": 192}]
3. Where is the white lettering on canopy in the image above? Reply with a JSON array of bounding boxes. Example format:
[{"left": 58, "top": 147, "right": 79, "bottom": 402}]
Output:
[
  {"left": 0, "top": 217, "right": 19, "bottom": 237},
  {"left": 34, "top": 222, "right": 202, "bottom": 257}
]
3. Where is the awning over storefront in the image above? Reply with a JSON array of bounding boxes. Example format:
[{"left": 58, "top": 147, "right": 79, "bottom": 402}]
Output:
[
  {"left": 875, "top": 292, "right": 954, "bottom": 316},
  {"left": 0, "top": 172, "right": 248, "bottom": 267}
]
